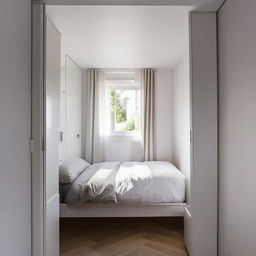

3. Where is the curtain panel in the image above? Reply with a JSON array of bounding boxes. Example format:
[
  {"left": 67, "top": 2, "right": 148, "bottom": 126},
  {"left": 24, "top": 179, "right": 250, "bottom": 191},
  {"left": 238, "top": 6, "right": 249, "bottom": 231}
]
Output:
[
  {"left": 142, "top": 69, "right": 155, "bottom": 161},
  {"left": 83, "top": 69, "right": 104, "bottom": 163}
]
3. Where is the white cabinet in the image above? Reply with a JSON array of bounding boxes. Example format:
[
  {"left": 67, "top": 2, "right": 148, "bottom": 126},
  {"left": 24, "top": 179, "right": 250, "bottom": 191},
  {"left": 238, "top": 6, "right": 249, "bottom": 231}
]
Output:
[
  {"left": 65, "top": 56, "right": 83, "bottom": 159},
  {"left": 185, "top": 12, "right": 218, "bottom": 256}
]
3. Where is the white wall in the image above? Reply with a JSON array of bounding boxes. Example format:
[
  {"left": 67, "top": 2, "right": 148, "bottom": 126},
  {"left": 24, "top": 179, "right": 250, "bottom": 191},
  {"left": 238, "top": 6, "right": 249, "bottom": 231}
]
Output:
[
  {"left": 0, "top": 0, "right": 31, "bottom": 255},
  {"left": 172, "top": 55, "right": 190, "bottom": 184},
  {"left": 104, "top": 135, "right": 144, "bottom": 161},
  {"left": 155, "top": 70, "right": 174, "bottom": 162},
  {"left": 218, "top": 1, "right": 256, "bottom": 255}
]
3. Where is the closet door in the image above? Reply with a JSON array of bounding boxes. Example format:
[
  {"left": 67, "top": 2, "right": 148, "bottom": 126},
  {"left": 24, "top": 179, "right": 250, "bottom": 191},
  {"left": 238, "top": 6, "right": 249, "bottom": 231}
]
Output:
[
  {"left": 65, "top": 56, "right": 82, "bottom": 159},
  {"left": 185, "top": 12, "right": 218, "bottom": 256},
  {"left": 45, "top": 18, "right": 61, "bottom": 256}
]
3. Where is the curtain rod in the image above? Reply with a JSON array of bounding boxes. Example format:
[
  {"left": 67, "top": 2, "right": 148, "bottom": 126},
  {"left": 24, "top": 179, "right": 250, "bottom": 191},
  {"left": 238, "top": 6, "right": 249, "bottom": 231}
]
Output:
[{"left": 96, "top": 68, "right": 157, "bottom": 72}]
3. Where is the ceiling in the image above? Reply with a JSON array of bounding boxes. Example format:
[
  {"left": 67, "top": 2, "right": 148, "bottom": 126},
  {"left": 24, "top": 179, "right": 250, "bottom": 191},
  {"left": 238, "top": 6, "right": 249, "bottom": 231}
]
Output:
[
  {"left": 46, "top": 6, "right": 192, "bottom": 69},
  {"left": 39, "top": 0, "right": 225, "bottom": 12}
]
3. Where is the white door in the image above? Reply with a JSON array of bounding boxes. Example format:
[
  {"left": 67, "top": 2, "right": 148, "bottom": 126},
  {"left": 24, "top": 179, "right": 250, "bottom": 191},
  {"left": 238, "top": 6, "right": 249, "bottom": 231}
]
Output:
[
  {"left": 184, "top": 12, "right": 218, "bottom": 256},
  {"left": 65, "top": 56, "right": 83, "bottom": 158},
  {"left": 45, "top": 18, "right": 61, "bottom": 256}
]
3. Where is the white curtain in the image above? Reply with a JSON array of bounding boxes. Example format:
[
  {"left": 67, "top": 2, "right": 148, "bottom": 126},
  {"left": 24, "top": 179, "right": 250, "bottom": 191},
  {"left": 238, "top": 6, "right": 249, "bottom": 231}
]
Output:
[
  {"left": 142, "top": 69, "right": 155, "bottom": 161},
  {"left": 84, "top": 69, "right": 105, "bottom": 163}
]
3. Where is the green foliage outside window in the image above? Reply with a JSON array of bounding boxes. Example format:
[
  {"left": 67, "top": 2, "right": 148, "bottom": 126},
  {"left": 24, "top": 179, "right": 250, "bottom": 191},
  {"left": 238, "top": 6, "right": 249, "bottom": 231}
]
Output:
[
  {"left": 110, "top": 89, "right": 128, "bottom": 123},
  {"left": 110, "top": 88, "right": 140, "bottom": 132},
  {"left": 123, "top": 118, "right": 135, "bottom": 131}
]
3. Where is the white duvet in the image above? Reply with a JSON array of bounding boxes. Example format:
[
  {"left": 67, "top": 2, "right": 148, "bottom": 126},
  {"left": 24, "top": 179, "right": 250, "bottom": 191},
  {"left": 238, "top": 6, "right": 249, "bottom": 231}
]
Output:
[{"left": 79, "top": 161, "right": 186, "bottom": 203}]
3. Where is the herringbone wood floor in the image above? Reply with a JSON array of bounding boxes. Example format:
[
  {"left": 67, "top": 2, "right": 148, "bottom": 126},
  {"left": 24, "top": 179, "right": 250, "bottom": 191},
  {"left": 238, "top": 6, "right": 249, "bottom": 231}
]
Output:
[{"left": 60, "top": 217, "right": 188, "bottom": 256}]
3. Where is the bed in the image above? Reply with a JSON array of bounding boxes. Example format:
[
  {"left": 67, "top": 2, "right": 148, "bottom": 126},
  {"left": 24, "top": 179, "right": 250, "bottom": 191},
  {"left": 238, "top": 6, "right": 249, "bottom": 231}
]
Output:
[{"left": 59, "top": 160, "right": 186, "bottom": 217}]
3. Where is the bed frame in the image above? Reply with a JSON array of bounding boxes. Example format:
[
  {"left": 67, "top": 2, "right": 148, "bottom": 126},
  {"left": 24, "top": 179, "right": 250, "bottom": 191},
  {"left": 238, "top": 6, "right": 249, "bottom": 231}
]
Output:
[{"left": 60, "top": 202, "right": 187, "bottom": 217}]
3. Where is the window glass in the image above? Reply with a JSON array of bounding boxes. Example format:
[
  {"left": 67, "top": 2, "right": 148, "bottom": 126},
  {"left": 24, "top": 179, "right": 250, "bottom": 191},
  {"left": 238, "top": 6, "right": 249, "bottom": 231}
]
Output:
[{"left": 108, "top": 87, "right": 141, "bottom": 134}]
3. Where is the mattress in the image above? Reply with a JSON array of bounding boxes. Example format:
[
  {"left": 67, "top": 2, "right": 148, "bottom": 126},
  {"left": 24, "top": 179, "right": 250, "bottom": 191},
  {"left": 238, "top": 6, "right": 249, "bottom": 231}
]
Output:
[{"left": 62, "top": 161, "right": 186, "bottom": 204}]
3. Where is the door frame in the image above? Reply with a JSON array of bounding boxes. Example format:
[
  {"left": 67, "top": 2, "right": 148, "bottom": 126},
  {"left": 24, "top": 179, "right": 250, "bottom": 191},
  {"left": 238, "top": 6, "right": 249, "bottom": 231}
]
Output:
[
  {"left": 32, "top": 4, "right": 45, "bottom": 256},
  {"left": 32, "top": 2, "right": 218, "bottom": 256}
]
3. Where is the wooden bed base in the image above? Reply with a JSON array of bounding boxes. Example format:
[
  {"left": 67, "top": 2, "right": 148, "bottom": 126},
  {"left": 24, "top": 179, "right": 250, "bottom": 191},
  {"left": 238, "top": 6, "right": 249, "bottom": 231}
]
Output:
[{"left": 60, "top": 202, "right": 187, "bottom": 218}]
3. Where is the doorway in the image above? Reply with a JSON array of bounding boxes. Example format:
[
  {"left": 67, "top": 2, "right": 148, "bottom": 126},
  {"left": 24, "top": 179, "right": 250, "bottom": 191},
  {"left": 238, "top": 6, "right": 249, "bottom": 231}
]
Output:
[{"left": 32, "top": 2, "right": 217, "bottom": 256}]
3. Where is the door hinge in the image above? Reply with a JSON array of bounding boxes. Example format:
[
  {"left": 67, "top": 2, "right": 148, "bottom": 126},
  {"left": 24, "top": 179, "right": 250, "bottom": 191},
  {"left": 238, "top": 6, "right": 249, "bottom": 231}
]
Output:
[
  {"left": 41, "top": 137, "right": 45, "bottom": 151},
  {"left": 60, "top": 131, "right": 63, "bottom": 142},
  {"left": 30, "top": 138, "right": 34, "bottom": 154}
]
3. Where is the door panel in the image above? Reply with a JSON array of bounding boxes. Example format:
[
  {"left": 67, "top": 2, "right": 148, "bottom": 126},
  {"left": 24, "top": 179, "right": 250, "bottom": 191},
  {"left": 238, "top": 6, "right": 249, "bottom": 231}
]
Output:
[
  {"left": 45, "top": 17, "right": 61, "bottom": 256},
  {"left": 46, "top": 18, "right": 61, "bottom": 201},
  {"left": 184, "top": 206, "right": 192, "bottom": 253},
  {"left": 185, "top": 12, "right": 218, "bottom": 256},
  {"left": 46, "top": 194, "right": 59, "bottom": 256}
]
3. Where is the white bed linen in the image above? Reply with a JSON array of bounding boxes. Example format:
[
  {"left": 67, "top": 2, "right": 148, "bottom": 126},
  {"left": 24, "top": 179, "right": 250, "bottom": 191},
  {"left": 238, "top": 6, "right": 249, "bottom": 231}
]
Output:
[{"left": 79, "top": 161, "right": 185, "bottom": 203}]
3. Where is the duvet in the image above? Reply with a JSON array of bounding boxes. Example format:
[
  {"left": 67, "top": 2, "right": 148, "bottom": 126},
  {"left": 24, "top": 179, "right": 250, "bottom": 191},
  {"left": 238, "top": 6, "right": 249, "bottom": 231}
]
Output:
[{"left": 65, "top": 161, "right": 186, "bottom": 204}]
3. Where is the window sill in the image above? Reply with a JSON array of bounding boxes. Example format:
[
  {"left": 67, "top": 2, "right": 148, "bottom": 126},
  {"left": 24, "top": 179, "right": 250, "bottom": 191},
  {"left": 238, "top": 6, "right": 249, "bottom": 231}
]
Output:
[{"left": 107, "top": 132, "right": 141, "bottom": 139}]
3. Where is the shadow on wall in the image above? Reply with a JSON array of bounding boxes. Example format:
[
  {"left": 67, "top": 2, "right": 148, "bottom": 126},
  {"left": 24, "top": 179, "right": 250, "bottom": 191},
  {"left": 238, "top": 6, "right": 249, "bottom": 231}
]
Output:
[{"left": 104, "top": 135, "right": 144, "bottom": 162}]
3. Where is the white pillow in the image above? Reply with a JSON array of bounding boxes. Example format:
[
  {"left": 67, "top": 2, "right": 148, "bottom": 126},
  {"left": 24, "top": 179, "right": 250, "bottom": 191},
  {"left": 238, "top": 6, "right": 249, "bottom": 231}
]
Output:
[{"left": 59, "top": 158, "right": 90, "bottom": 184}]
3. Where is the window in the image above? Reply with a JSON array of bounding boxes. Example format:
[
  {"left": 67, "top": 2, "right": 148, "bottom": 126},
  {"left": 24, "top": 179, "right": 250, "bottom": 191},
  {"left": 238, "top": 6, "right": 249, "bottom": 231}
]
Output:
[
  {"left": 109, "top": 87, "right": 141, "bottom": 133},
  {"left": 103, "top": 71, "right": 142, "bottom": 136}
]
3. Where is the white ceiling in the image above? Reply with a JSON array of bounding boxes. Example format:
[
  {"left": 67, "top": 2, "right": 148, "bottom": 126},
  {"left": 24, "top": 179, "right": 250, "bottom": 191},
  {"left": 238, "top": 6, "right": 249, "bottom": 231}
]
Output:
[
  {"left": 40, "top": 0, "right": 225, "bottom": 12},
  {"left": 47, "top": 6, "right": 192, "bottom": 69}
]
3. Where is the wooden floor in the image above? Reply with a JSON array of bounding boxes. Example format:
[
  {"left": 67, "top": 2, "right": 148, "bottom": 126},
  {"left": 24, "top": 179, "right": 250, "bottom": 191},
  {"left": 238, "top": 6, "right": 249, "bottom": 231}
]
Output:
[{"left": 60, "top": 217, "right": 188, "bottom": 256}]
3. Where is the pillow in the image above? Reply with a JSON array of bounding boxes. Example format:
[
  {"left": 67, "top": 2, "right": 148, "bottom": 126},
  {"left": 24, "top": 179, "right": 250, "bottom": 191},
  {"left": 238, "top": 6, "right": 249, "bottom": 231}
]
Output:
[{"left": 59, "top": 158, "right": 90, "bottom": 184}]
